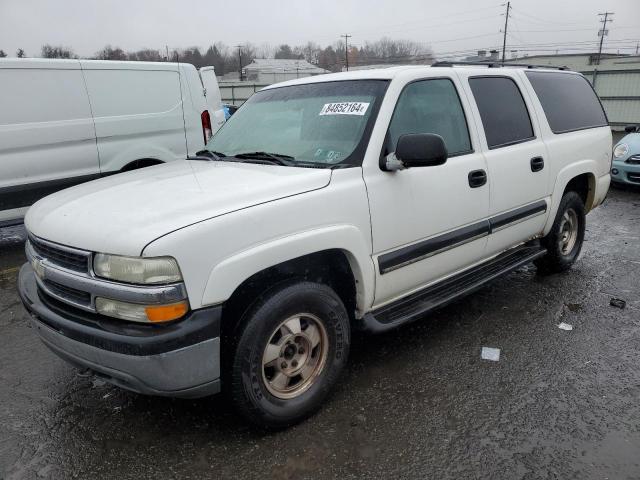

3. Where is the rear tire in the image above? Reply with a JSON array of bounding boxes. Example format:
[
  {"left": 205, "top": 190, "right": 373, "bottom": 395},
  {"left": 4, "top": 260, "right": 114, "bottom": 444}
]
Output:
[
  {"left": 228, "top": 281, "right": 350, "bottom": 428},
  {"left": 535, "top": 191, "right": 585, "bottom": 274}
]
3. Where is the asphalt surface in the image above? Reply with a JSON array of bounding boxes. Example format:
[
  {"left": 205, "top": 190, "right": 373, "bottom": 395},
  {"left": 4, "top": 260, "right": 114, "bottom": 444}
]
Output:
[{"left": 1, "top": 187, "right": 640, "bottom": 480}]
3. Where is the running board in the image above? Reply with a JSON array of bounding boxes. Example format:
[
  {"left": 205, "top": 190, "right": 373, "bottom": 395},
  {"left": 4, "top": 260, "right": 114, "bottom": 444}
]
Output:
[{"left": 360, "top": 241, "right": 546, "bottom": 333}]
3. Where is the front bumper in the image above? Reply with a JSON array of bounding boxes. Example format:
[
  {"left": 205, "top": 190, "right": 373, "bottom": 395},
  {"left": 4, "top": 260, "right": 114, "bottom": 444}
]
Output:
[
  {"left": 18, "top": 263, "right": 222, "bottom": 398},
  {"left": 611, "top": 160, "right": 640, "bottom": 185}
]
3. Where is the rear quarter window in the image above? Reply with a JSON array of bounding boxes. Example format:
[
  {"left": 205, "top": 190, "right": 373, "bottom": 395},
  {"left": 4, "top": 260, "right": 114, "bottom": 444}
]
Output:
[{"left": 525, "top": 71, "right": 608, "bottom": 134}]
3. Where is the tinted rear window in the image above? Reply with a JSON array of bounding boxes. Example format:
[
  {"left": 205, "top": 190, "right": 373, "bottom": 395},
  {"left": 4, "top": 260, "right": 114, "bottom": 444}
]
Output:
[
  {"left": 525, "top": 71, "right": 608, "bottom": 134},
  {"left": 469, "top": 77, "right": 534, "bottom": 149}
]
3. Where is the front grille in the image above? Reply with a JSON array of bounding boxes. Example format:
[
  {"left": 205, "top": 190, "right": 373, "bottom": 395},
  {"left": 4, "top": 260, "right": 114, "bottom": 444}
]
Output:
[
  {"left": 42, "top": 279, "right": 92, "bottom": 307},
  {"left": 627, "top": 172, "right": 640, "bottom": 184},
  {"left": 29, "top": 236, "right": 89, "bottom": 273},
  {"left": 626, "top": 155, "right": 640, "bottom": 165}
]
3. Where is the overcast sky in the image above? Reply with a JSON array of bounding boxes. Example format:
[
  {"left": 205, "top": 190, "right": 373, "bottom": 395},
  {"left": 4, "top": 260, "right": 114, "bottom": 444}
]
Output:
[{"left": 1, "top": 0, "right": 639, "bottom": 59}]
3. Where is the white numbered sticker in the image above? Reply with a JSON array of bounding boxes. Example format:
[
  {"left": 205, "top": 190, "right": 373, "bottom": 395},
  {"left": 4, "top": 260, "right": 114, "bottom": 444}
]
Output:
[{"left": 319, "top": 102, "right": 370, "bottom": 116}]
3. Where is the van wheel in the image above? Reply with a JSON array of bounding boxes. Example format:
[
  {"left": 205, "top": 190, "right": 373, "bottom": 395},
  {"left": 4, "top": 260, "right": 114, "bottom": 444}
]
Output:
[
  {"left": 535, "top": 191, "right": 586, "bottom": 274},
  {"left": 228, "top": 281, "right": 350, "bottom": 428}
]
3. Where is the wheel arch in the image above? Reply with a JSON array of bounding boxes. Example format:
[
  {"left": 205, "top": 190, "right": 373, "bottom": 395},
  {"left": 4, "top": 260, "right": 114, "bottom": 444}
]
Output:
[
  {"left": 543, "top": 162, "right": 597, "bottom": 235},
  {"left": 120, "top": 158, "right": 164, "bottom": 172},
  {"left": 201, "top": 225, "right": 375, "bottom": 328}
]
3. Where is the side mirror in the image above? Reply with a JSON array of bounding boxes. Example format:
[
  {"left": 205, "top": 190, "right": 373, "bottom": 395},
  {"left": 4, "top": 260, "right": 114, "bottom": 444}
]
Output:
[
  {"left": 385, "top": 133, "right": 448, "bottom": 171},
  {"left": 624, "top": 125, "right": 638, "bottom": 133}
]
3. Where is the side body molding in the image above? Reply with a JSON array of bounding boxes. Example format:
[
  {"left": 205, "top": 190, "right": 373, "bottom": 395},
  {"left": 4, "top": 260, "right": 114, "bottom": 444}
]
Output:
[{"left": 201, "top": 225, "right": 375, "bottom": 315}]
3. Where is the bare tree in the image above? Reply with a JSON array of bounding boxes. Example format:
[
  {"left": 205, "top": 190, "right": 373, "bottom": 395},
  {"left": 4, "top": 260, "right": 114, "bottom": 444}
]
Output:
[
  {"left": 357, "top": 38, "right": 433, "bottom": 66},
  {"left": 274, "top": 44, "right": 302, "bottom": 60},
  {"left": 41, "top": 45, "right": 75, "bottom": 59},
  {"left": 95, "top": 45, "right": 127, "bottom": 60},
  {"left": 16, "top": 48, "right": 25, "bottom": 58},
  {"left": 126, "top": 49, "right": 164, "bottom": 62},
  {"left": 203, "top": 43, "right": 228, "bottom": 74},
  {"left": 255, "top": 42, "right": 275, "bottom": 59},
  {"left": 0, "top": 50, "right": 7, "bottom": 58},
  {"left": 298, "top": 42, "right": 321, "bottom": 64},
  {"left": 178, "top": 47, "right": 204, "bottom": 68}
]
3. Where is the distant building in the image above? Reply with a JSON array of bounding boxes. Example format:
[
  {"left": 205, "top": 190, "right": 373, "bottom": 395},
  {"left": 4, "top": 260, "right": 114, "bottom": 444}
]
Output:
[
  {"left": 462, "top": 49, "right": 500, "bottom": 63},
  {"left": 510, "top": 52, "right": 640, "bottom": 72},
  {"left": 239, "top": 59, "right": 329, "bottom": 83}
]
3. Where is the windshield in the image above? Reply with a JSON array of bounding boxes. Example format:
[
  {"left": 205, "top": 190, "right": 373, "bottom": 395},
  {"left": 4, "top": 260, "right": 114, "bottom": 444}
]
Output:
[{"left": 206, "top": 80, "right": 389, "bottom": 166}]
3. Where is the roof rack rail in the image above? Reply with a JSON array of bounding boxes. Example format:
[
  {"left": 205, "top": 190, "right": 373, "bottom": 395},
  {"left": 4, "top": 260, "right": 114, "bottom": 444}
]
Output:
[{"left": 431, "top": 61, "right": 570, "bottom": 71}]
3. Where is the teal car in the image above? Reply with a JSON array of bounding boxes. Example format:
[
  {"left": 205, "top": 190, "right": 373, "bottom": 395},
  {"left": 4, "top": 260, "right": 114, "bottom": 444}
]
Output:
[{"left": 612, "top": 126, "right": 640, "bottom": 186}]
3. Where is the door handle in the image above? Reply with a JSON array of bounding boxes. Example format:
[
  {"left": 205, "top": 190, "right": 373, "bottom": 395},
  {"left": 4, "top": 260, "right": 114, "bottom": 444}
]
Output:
[
  {"left": 531, "top": 156, "right": 544, "bottom": 172},
  {"left": 468, "top": 169, "right": 487, "bottom": 188}
]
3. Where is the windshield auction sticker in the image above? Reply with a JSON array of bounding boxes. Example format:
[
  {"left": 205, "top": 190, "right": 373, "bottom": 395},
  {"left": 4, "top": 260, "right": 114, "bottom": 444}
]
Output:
[{"left": 319, "top": 102, "right": 370, "bottom": 116}]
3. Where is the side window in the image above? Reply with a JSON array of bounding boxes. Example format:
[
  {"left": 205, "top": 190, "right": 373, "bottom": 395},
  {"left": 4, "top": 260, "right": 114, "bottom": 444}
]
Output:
[
  {"left": 469, "top": 77, "right": 534, "bottom": 149},
  {"left": 388, "top": 79, "right": 471, "bottom": 156},
  {"left": 525, "top": 71, "right": 608, "bottom": 133}
]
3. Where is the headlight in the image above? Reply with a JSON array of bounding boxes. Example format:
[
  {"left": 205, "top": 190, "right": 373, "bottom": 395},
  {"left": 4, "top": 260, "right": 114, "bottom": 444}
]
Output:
[
  {"left": 613, "top": 143, "right": 629, "bottom": 158},
  {"left": 95, "top": 297, "right": 189, "bottom": 323},
  {"left": 93, "top": 254, "right": 182, "bottom": 284}
]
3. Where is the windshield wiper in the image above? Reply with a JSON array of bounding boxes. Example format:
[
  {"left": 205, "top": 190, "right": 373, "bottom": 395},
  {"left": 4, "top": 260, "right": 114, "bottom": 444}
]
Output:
[
  {"left": 233, "top": 151, "right": 296, "bottom": 166},
  {"left": 194, "top": 150, "right": 226, "bottom": 161}
]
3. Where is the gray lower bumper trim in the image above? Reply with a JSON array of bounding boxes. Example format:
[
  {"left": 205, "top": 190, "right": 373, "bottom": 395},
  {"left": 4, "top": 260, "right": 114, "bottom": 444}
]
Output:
[{"left": 33, "top": 318, "right": 221, "bottom": 399}]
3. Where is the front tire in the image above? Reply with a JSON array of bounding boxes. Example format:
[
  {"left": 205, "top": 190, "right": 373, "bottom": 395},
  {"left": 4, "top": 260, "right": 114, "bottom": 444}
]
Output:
[
  {"left": 535, "top": 191, "right": 586, "bottom": 274},
  {"left": 228, "top": 281, "right": 350, "bottom": 428}
]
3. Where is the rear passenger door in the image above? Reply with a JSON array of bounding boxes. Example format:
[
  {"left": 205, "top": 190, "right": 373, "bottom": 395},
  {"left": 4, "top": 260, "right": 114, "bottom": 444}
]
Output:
[{"left": 462, "top": 74, "right": 550, "bottom": 256}]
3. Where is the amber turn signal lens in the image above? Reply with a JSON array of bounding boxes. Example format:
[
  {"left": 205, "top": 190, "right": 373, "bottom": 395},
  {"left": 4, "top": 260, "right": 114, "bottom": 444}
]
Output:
[{"left": 145, "top": 301, "right": 189, "bottom": 323}]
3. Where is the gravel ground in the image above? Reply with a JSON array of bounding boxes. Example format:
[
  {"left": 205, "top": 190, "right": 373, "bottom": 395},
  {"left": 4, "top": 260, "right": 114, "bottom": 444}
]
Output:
[{"left": 1, "top": 186, "right": 639, "bottom": 480}]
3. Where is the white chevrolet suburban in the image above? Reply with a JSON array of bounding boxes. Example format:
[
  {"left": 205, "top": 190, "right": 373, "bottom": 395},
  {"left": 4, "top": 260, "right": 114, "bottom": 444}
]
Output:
[{"left": 18, "top": 63, "right": 611, "bottom": 428}]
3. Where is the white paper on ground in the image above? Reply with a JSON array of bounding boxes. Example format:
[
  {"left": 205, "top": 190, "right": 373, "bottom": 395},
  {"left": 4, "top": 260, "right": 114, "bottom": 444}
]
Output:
[
  {"left": 481, "top": 347, "right": 501, "bottom": 361},
  {"left": 558, "top": 322, "right": 573, "bottom": 331}
]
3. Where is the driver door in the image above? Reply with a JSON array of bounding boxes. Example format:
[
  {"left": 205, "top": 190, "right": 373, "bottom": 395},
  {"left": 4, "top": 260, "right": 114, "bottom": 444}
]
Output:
[{"left": 363, "top": 76, "right": 490, "bottom": 307}]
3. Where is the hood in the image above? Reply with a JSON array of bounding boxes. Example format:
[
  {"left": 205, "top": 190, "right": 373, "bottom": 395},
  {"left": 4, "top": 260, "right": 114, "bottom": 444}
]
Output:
[{"left": 26, "top": 160, "right": 331, "bottom": 255}]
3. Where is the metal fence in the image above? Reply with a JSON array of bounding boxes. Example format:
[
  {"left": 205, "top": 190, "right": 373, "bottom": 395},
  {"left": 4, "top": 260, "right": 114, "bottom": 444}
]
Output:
[
  {"left": 219, "top": 82, "right": 270, "bottom": 106},
  {"left": 582, "top": 69, "right": 640, "bottom": 128}
]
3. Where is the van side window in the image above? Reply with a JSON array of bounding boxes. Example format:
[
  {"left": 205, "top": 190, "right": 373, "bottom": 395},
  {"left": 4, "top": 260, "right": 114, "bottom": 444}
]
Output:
[
  {"left": 469, "top": 77, "right": 534, "bottom": 149},
  {"left": 525, "top": 71, "right": 608, "bottom": 133},
  {"left": 388, "top": 79, "right": 472, "bottom": 157}
]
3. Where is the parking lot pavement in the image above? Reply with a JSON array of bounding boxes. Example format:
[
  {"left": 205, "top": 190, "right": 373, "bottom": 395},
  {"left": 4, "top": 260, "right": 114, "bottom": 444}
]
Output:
[{"left": 1, "top": 187, "right": 640, "bottom": 480}]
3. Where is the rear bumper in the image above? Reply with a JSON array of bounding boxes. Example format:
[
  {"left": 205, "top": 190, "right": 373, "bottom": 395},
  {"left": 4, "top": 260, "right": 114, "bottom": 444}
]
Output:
[{"left": 18, "top": 263, "right": 222, "bottom": 398}]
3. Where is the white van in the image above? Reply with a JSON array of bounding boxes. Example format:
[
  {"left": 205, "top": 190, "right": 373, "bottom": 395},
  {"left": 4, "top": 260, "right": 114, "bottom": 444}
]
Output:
[
  {"left": 0, "top": 58, "right": 223, "bottom": 227},
  {"left": 199, "top": 66, "right": 226, "bottom": 132}
]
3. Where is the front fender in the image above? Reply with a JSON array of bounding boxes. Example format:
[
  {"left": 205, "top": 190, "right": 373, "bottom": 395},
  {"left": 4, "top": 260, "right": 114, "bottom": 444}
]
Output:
[
  {"left": 201, "top": 225, "right": 375, "bottom": 315},
  {"left": 543, "top": 160, "right": 603, "bottom": 235}
]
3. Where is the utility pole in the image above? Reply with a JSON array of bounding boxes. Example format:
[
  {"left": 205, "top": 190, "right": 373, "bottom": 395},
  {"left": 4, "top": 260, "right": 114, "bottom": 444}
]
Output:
[
  {"left": 165, "top": 45, "right": 169, "bottom": 62},
  {"left": 235, "top": 45, "right": 243, "bottom": 81},
  {"left": 593, "top": 12, "right": 614, "bottom": 88},
  {"left": 501, "top": 2, "right": 511, "bottom": 65},
  {"left": 341, "top": 34, "right": 352, "bottom": 71},
  {"left": 596, "top": 12, "right": 614, "bottom": 65}
]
